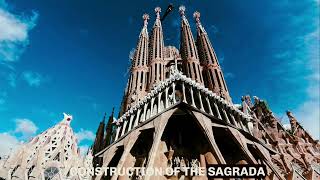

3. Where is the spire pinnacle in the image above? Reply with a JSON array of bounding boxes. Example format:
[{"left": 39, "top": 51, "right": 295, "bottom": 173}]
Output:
[
  {"left": 155, "top": 7, "right": 161, "bottom": 19},
  {"left": 62, "top": 112, "right": 72, "bottom": 124},
  {"left": 193, "top": 11, "right": 201, "bottom": 24},
  {"left": 102, "top": 112, "right": 106, "bottom": 123},
  {"left": 142, "top": 13, "right": 149, "bottom": 27},
  {"left": 179, "top": 5, "right": 186, "bottom": 17},
  {"left": 111, "top": 107, "right": 115, "bottom": 117}
]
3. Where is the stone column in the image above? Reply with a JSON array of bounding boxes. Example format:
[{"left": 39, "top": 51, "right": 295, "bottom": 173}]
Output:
[
  {"left": 121, "top": 120, "right": 128, "bottom": 136},
  {"left": 144, "top": 109, "right": 177, "bottom": 180},
  {"left": 172, "top": 82, "right": 176, "bottom": 104},
  {"left": 128, "top": 115, "right": 135, "bottom": 132},
  {"left": 192, "top": 111, "right": 226, "bottom": 164},
  {"left": 205, "top": 97, "right": 213, "bottom": 115},
  {"left": 213, "top": 102, "right": 222, "bottom": 119},
  {"left": 182, "top": 82, "right": 187, "bottom": 103},
  {"left": 111, "top": 131, "right": 141, "bottom": 180},
  {"left": 198, "top": 91, "right": 204, "bottom": 111},
  {"left": 190, "top": 88, "right": 196, "bottom": 107},
  {"left": 158, "top": 92, "right": 162, "bottom": 113},
  {"left": 115, "top": 126, "right": 121, "bottom": 141},
  {"left": 133, "top": 109, "right": 141, "bottom": 127}
]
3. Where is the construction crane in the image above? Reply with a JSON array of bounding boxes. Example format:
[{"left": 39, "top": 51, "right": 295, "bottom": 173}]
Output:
[{"left": 161, "top": 4, "right": 174, "bottom": 22}]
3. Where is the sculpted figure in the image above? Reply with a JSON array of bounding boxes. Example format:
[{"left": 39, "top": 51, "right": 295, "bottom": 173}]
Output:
[
  {"left": 252, "top": 118, "right": 264, "bottom": 141},
  {"left": 252, "top": 96, "right": 264, "bottom": 120},
  {"left": 191, "top": 159, "right": 200, "bottom": 170},
  {"left": 265, "top": 113, "right": 286, "bottom": 144},
  {"left": 169, "top": 64, "right": 176, "bottom": 75},
  {"left": 131, "top": 90, "right": 137, "bottom": 103},
  {"left": 244, "top": 95, "right": 253, "bottom": 107},
  {"left": 286, "top": 111, "right": 306, "bottom": 143},
  {"left": 241, "top": 96, "right": 249, "bottom": 115}
]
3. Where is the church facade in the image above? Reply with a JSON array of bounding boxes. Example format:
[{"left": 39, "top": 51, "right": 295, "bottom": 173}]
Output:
[
  {"left": 91, "top": 5, "right": 320, "bottom": 180},
  {"left": 0, "top": 113, "right": 93, "bottom": 180}
]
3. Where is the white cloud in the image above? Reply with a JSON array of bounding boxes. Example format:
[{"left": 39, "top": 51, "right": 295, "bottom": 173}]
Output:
[
  {"left": 271, "top": 0, "right": 319, "bottom": 139},
  {"left": 0, "top": 1, "right": 39, "bottom": 88},
  {"left": 0, "top": 6, "right": 38, "bottom": 62},
  {"left": 78, "top": 145, "right": 90, "bottom": 157},
  {"left": 224, "top": 72, "right": 235, "bottom": 79},
  {"left": 22, "top": 71, "right": 45, "bottom": 87},
  {"left": 209, "top": 25, "right": 219, "bottom": 34},
  {"left": 0, "top": 118, "right": 38, "bottom": 157},
  {"left": 282, "top": 124, "right": 291, "bottom": 131},
  {"left": 75, "top": 129, "right": 95, "bottom": 143},
  {"left": 0, "top": 9, "right": 28, "bottom": 42},
  {"left": 76, "top": 128, "right": 94, "bottom": 157},
  {"left": 15, "top": 118, "right": 38, "bottom": 138},
  {"left": 295, "top": 101, "right": 320, "bottom": 139},
  {"left": 294, "top": 2, "right": 320, "bottom": 140},
  {"left": 0, "top": 132, "right": 21, "bottom": 158}
]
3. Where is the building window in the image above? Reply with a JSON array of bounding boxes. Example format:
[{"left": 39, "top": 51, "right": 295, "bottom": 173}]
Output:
[{"left": 44, "top": 167, "right": 59, "bottom": 180}]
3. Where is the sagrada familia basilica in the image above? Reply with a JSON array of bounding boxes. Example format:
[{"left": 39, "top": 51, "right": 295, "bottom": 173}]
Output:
[{"left": 0, "top": 5, "right": 319, "bottom": 180}]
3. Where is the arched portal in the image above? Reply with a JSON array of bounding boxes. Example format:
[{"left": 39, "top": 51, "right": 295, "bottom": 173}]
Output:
[{"left": 151, "top": 108, "right": 220, "bottom": 179}]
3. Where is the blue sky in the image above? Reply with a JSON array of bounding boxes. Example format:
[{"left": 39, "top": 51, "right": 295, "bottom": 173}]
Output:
[{"left": 0, "top": 0, "right": 319, "bottom": 156}]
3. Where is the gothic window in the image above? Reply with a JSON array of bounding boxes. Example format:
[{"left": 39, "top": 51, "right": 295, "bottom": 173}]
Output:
[
  {"left": 135, "top": 72, "right": 139, "bottom": 90},
  {"left": 204, "top": 37, "right": 214, "bottom": 62},
  {"left": 187, "top": 30, "right": 194, "bottom": 57},
  {"left": 214, "top": 69, "right": 222, "bottom": 88},
  {"left": 140, "top": 72, "right": 144, "bottom": 90},
  {"left": 198, "top": 64, "right": 203, "bottom": 82},
  {"left": 192, "top": 63, "right": 197, "bottom": 80},
  {"left": 202, "top": 71, "right": 208, "bottom": 87},
  {"left": 146, "top": 72, "right": 149, "bottom": 86},
  {"left": 209, "top": 69, "right": 215, "bottom": 87},
  {"left": 159, "top": 65, "right": 162, "bottom": 80},
  {"left": 155, "top": 30, "right": 159, "bottom": 58},
  {"left": 137, "top": 41, "right": 142, "bottom": 66},
  {"left": 187, "top": 63, "right": 192, "bottom": 78},
  {"left": 155, "top": 64, "right": 158, "bottom": 81},
  {"left": 44, "top": 167, "right": 59, "bottom": 180}
]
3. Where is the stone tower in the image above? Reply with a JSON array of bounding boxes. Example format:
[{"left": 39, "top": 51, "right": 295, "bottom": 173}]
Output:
[
  {"left": 148, "top": 7, "right": 166, "bottom": 89},
  {"left": 93, "top": 5, "right": 320, "bottom": 180},
  {"left": 194, "top": 11, "right": 231, "bottom": 102},
  {"left": 0, "top": 113, "right": 93, "bottom": 180},
  {"left": 125, "top": 14, "right": 150, "bottom": 111}
]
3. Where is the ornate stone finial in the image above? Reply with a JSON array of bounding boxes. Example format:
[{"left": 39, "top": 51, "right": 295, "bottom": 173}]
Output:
[
  {"left": 193, "top": 11, "right": 201, "bottom": 23},
  {"left": 286, "top": 110, "right": 293, "bottom": 118},
  {"left": 63, "top": 112, "right": 73, "bottom": 122},
  {"left": 286, "top": 110, "right": 297, "bottom": 124},
  {"left": 179, "top": 5, "right": 186, "bottom": 16},
  {"left": 142, "top": 13, "right": 149, "bottom": 27},
  {"left": 155, "top": 7, "right": 161, "bottom": 19}
]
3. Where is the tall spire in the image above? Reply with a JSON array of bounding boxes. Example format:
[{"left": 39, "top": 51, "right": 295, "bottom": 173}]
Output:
[
  {"left": 193, "top": 11, "right": 231, "bottom": 102},
  {"left": 92, "top": 113, "right": 106, "bottom": 167},
  {"left": 148, "top": 7, "right": 166, "bottom": 89},
  {"left": 125, "top": 13, "right": 150, "bottom": 110},
  {"left": 179, "top": 6, "right": 203, "bottom": 84},
  {"left": 92, "top": 113, "right": 106, "bottom": 156},
  {"left": 105, "top": 107, "right": 115, "bottom": 147}
]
